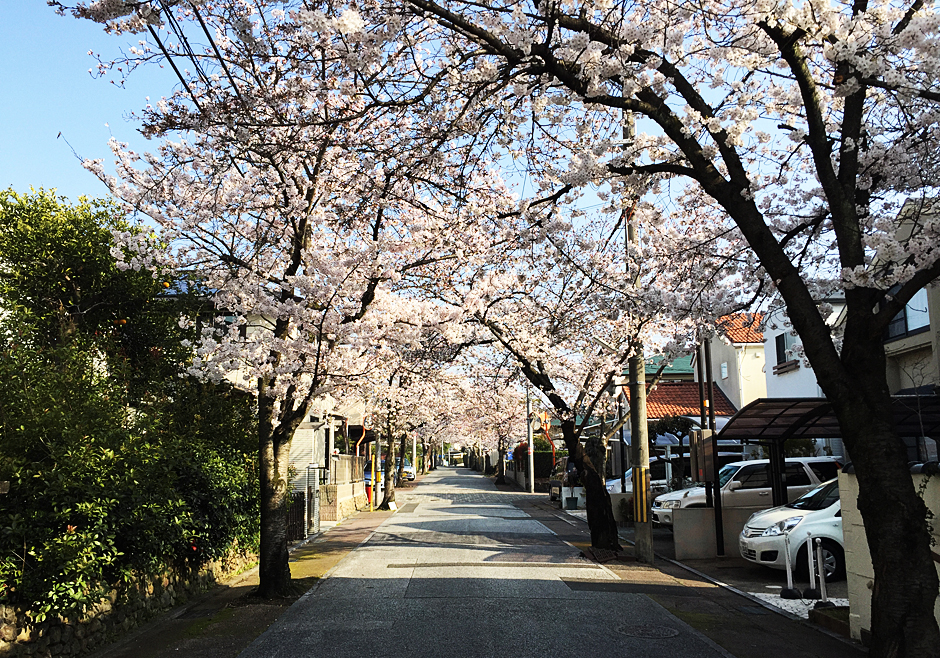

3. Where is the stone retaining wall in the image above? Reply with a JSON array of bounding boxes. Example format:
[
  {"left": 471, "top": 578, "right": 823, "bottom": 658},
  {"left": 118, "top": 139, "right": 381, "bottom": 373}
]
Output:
[
  {"left": 0, "top": 550, "right": 257, "bottom": 657},
  {"left": 320, "top": 481, "right": 368, "bottom": 521}
]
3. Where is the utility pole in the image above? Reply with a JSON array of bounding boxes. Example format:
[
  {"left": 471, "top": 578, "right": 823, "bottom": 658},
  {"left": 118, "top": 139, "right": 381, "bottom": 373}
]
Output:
[
  {"left": 526, "top": 384, "right": 535, "bottom": 494},
  {"left": 704, "top": 336, "right": 724, "bottom": 556},
  {"left": 629, "top": 353, "right": 653, "bottom": 563},
  {"left": 622, "top": 106, "right": 653, "bottom": 564},
  {"left": 619, "top": 389, "right": 627, "bottom": 495}
]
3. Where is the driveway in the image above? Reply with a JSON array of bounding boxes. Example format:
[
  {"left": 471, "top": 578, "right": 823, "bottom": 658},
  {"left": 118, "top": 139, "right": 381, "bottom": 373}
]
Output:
[{"left": 614, "top": 524, "right": 849, "bottom": 618}]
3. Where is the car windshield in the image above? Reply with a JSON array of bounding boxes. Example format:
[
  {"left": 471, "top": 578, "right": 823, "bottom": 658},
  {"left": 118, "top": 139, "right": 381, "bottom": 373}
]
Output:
[
  {"left": 718, "top": 464, "right": 740, "bottom": 488},
  {"left": 787, "top": 479, "right": 839, "bottom": 510}
]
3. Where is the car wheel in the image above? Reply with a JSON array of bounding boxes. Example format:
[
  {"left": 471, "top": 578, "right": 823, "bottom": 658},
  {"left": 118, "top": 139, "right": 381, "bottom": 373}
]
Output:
[{"left": 796, "top": 539, "right": 845, "bottom": 582}]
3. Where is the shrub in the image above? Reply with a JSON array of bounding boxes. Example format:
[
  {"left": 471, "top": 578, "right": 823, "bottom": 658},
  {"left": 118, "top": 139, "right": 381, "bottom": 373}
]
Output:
[{"left": 0, "top": 191, "right": 258, "bottom": 625}]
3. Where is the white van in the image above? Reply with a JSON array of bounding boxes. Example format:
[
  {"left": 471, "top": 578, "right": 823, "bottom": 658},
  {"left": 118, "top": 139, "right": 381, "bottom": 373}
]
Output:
[{"left": 651, "top": 457, "right": 841, "bottom": 526}]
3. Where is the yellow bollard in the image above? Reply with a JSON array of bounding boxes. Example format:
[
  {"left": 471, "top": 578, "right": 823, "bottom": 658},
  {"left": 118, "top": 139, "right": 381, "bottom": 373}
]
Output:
[{"left": 370, "top": 451, "right": 376, "bottom": 512}]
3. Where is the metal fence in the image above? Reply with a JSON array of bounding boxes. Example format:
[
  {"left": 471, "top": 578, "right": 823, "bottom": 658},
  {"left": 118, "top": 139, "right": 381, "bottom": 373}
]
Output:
[{"left": 286, "top": 468, "right": 324, "bottom": 541}]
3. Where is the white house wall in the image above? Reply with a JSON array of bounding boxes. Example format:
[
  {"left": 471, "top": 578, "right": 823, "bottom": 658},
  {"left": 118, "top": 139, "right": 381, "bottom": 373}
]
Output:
[
  {"left": 762, "top": 305, "right": 844, "bottom": 459},
  {"left": 289, "top": 418, "right": 327, "bottom": 493}
]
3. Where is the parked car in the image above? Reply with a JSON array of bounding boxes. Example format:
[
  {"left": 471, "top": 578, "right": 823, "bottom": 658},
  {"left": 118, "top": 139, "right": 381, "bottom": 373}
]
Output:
[
  {"left": 606, "top": 457, "right": 680, "bottom": 495},
  {"left": 363, "top": 460, "right": 385, "bottom": 485},
  {"left": 739, "top": 478, "right": 844, "bottom": 580},
  {"left": 605, "top": 452, "right": 757, "bottom": 494},
  {"left": 549, "top": 458, "right": 579, "bottom": 501},
  {"left": 651, "top": 457, "right": 841, "bottom": 526},
  {"left": 401, "top": 458, "right": 417, "bottom": 481}
]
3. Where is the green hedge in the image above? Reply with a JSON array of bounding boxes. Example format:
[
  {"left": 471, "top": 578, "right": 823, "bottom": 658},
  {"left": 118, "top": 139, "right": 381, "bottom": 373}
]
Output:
[
  {"left": 510, "top": 451, "right": 568, "bottom": 478},
  {"left": 0, "top": 344, "right": 259, "bottom": 624}
]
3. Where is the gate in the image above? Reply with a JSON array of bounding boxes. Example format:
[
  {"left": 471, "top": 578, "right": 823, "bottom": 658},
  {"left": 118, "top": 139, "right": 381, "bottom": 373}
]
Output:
[
  {"left": 287, "top": 466, "right": 325, "bottom": 542},
  {"left": 287, "top": 491, "right": 306, "bottom": 541}
]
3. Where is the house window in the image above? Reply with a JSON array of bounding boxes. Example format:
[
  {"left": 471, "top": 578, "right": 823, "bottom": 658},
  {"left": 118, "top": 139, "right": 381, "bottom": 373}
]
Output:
[
  {"left": 773, "top": 332, "right": 800, "bottom": 375},
  {"left": 720, "top": 362, "right": 728, "bottom": 379},
  {"left": 887, "top": 288, "right": 930, "bottom": 341},
  {"left": 775, "top": 333, "right": 797, "bottom": 365}
]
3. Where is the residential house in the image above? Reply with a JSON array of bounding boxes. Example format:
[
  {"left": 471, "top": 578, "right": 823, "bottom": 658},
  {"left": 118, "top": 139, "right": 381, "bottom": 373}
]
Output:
[
  {"left": 882, "top": 200, "right": 940, "bottom": 394},
  {"left": 704, "top": 313, "right": 767, "bottom": 410}
]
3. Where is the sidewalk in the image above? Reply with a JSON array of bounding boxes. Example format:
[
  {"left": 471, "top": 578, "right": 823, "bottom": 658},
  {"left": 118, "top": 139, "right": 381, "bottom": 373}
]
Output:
[{"left": 92, "top": 491, "right": 403, "bottom": 658}]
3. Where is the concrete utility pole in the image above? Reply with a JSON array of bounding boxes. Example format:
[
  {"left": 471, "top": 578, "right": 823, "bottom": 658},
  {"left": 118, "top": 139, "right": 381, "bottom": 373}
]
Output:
[
  {"left": 526, "top": 385, "right": 535, "bottom": 494},
  {"left": 619, "top": 390, "right": 627, "bottom": 495},
  {"left": 623, "top": 105, "right": 653, "bottom": 564},
  {"left": 629, "top": 353, "right": 653, "bottom": 563}
]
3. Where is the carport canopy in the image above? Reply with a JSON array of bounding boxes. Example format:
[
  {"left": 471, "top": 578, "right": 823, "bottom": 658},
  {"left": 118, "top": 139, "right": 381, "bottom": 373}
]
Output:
[
  {"left": 717, "top": 396, "right": 940, "bottom": 443},
  {"left": 715, "top": 396, "right": 940, "bottom": 506}
]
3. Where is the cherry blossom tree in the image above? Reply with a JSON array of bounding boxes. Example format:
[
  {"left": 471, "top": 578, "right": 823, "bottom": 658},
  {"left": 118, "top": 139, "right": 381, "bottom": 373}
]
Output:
[
  {"left": 425, "top": 195, "right": 738, "bottom": 550},
  {"left": 56, "top": 0, "right": 516, "bottom": 597},
  {"left": 464, "top": 373, "right": 526, "bottom": 484},
  {"left": 368, "top": 0, "right": 940, "bottom": 652},
  {"left": 60, "top": 0, "right": 940, "bottom": 649}
]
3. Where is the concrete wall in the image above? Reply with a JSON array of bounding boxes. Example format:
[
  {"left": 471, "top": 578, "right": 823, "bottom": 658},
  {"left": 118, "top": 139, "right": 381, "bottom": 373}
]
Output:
[
  {"left": 672, "top": 506, "right": 766, "bottom": 560},
  {"left": 840, "top": 471, "right": 940, "bottom": 642}
]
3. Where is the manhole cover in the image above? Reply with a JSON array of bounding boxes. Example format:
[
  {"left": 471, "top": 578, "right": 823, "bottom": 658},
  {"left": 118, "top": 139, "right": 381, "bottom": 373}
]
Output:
[{"left": 617, "top": 625, "right": 681, "bottom": 639}]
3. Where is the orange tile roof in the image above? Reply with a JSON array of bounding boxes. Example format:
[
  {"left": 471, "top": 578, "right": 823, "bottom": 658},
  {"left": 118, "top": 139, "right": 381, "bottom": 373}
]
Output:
[
  {"left": 625, "top": 381, "right": 737, "bottom": 419},
  {"left": 718, "top": 313, "right": 764, "bottom": 344}
]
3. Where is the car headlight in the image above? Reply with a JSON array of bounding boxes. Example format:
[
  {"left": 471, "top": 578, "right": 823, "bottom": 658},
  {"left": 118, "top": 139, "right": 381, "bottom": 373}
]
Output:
[
  {"left": 762, "top": 516, "right": 803, "bottom": 536},
  {"left": 661, "top": 500, "right": 681, "bottom": 509}
]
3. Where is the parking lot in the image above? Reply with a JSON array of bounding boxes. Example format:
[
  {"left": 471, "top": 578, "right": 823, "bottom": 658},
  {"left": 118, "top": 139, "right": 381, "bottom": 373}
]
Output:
[{"left": 614, "top": 523, "right": 848, "bottom": 618}]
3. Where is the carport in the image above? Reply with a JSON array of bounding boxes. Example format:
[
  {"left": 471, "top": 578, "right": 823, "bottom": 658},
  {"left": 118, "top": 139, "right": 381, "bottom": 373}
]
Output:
[{"left": 717, "top": 396, "right": 940, "bottom": 506}]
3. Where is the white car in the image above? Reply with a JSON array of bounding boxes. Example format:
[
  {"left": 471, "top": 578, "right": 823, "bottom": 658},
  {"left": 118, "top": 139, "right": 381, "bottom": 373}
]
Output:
[
  {"left": 401, "top": 458, "right": 417, "bottom": 481},
  {"left": 739, "top": 478, "right": 844, "bottom": 580},
  {"left": 606, "top": 458, "right": 676, "bottom": 495},
  {"left": 651, "top": 457, "right": 841, "bottom": 526}
]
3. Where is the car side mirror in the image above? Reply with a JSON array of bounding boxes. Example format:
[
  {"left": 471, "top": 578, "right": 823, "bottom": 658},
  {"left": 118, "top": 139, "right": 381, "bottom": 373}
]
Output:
[{"left": 727, "top": 481, "right": 742, "bottom": 492}]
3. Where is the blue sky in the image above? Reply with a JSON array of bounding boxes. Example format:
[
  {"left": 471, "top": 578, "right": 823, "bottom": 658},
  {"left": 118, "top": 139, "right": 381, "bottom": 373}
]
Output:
[{"left": 1, "top": 3, "right": 176, "bottom": 202}]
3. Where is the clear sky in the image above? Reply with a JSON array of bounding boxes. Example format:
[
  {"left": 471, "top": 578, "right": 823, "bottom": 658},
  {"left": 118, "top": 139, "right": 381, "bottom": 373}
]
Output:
[{"left": 0, "top": 3, "right": 176, "bottom": 202}]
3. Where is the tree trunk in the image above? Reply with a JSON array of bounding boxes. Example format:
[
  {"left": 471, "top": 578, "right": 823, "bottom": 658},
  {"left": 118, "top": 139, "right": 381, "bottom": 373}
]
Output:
[
  {"left": 495, "top": 438, "right": 507, "bottom": 484},
  {"left": 825, "top": 330, "right": 940, "bottom": 657},
  {"left": 584, "top": 417, "right": 608, "bottom": 482},
  {"left": 561, "top": 419, "right": 621, "bottom": 551},
  {"left": 380, "top": 433, "right": 397, "bottom": 509},
  {"left": 398, "top": 433, "right": 407, "bottom": 483},
  {"left": 257, "top": 388, "right": 292, "bottom": 597}
]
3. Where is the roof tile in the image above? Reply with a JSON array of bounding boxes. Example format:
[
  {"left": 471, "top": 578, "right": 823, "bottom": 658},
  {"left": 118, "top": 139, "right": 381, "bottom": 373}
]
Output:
[
  {"left": 625, "top": 381, "right": 737, "bottom": 419},
  {"left": 718, "top": 312, "right": 764, "bottom": 344}
]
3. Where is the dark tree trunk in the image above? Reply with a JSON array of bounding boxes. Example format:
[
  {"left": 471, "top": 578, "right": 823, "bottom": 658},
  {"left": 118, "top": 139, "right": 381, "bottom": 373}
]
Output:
[
  {"left": 495, "top": 438, "right": 507, "bottom": 484},
  {"left": 398, "top": 433, "right": 407, "bottom": 483},
  {"left": 584, "top": 417, "right": 608, "bottom": 482},
  {"left": 824, "top": 326, "right": 940, "bottom": 656},
  {"left": 256, "top": 388, "right": 292, "bottom": 597},
  {"left": 380, "top": 433, "right": 397, "bottom": 509},
  {"left": 562, "top": 419, "right": 621, "bottom": 551}
]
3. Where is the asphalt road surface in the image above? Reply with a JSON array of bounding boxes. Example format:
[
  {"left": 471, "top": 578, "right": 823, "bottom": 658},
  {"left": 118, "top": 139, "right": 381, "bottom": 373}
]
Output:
[{"left": 238, "top": 468, "right": 732, "bottom": 658}]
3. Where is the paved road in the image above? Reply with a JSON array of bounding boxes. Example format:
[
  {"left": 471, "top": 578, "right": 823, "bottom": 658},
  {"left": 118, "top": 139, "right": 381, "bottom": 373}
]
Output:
[{"left": 239, "top": 469, "right": 732, "bottom": 658}]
